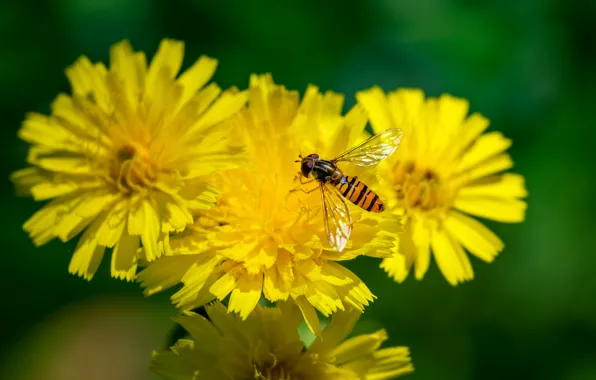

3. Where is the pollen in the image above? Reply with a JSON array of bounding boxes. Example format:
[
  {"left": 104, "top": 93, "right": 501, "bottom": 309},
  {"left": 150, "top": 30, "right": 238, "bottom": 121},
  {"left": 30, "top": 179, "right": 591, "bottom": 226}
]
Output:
[
  {"left": 254, "top": 363, "right": 294, "bottom": 380},
  {"left": 393, "top": 160, "right": 454, "bottom": 216},
  {"left": 109, "top": 144, "right": 158, "bottom": 194}
]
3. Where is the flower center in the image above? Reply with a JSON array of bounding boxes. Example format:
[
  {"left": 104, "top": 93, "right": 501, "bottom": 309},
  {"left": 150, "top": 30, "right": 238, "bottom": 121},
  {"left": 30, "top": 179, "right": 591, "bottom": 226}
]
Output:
[
  {"left": 253, "top": 363, "right": 296, "bottom": 380},
  {"left": 393, "top": 160, "right": 454, "bottom": 216},
  {"left": 109, "top": 144, "right": 158, "bottom": 194}
]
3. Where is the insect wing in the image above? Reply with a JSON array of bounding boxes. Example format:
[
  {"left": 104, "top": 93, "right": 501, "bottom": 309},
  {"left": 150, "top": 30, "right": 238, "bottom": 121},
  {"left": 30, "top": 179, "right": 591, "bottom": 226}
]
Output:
[
  {"left": 320, "top": 182, "right": 353, "bottom": 252},
  {"left": 332, "top": 128, "right": 404, "bottom": 166}
]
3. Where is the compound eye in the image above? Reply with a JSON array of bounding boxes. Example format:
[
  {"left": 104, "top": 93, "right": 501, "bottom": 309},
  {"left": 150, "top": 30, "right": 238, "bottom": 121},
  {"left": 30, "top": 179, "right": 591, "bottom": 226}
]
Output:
[
  {"left": 301, "top": 161, "right": 314, "bottom": 177},
  {"left": 310, "top": 153, "right": 319, "bottom": 160}
]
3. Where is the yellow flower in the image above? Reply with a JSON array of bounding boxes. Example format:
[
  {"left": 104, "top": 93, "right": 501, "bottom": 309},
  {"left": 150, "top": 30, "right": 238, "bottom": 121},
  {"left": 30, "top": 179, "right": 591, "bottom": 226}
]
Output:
[
  {"left": 10, "top": 39, "right": 247, "bottom": 281},
  {"left": 138, "top": 75, "right": 400, "bottom": 334},
  {"left": 150, "top": 302, "right": 414, "bottom": 380},
  {"left": 357, "top": 87, "right": 528, "bottom": 285}
]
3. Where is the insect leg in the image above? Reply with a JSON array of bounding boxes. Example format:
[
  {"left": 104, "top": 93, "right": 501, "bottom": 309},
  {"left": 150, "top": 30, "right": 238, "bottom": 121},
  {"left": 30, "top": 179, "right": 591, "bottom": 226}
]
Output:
[
  {"left": 289, "top": 184, "right": 320, "bottom": 195},
  {"left": 300, "top": 186, "right": 320, "bottom": 194},
  {"left": 299, "top": 176, "right": 316, "bottom": 185}
]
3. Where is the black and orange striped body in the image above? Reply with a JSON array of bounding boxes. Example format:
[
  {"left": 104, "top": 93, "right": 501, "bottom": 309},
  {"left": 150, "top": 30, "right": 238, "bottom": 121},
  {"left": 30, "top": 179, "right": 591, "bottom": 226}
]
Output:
[
  {"left": 306, "top": 157, "right": 385, "bottom": 213},
  {"left": 335, "top": 176, "right": 384, "bottom": 212}
]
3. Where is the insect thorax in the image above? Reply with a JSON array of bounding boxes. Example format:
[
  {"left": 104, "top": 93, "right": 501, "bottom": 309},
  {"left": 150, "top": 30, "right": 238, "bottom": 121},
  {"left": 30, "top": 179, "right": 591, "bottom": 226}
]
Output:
[{"left": 312, "top": 160, "right": 343, "bottom": 183}]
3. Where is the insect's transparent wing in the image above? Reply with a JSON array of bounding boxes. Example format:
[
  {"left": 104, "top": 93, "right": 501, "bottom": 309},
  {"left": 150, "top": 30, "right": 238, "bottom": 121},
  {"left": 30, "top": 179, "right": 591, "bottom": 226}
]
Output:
[
  {"left": 332, "top": 128, "right": 404, "bottom": 166},
  {"left": 320, "top": 182, "right": 353, "bottom": 252}
]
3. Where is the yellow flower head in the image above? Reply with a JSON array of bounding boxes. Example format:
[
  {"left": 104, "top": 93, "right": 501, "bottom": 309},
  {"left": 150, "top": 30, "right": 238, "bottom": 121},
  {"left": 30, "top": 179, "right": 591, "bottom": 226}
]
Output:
[
  {"left": 151, "top": 302, "right": 414, "bottom": 380},
  {"left": 139, "top": 75, "right": 400, "bottom": 334},
  {"left": 357, "top": 87, "right": 528, "bottom": 285},
  {"left": 10, "top": 39, "right": 247, "bottom": 280}
]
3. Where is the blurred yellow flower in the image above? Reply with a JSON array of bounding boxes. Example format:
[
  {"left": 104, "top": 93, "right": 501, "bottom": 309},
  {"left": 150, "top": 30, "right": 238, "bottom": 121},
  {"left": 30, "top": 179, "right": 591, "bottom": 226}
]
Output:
[
  {"left": 10, "top": 39, "right": 247, "bottom": 281},
  {"left": 138, "top": 75, "right": 400, "bottom": 334},
  {"left": 357, "top": 87, "right": 528, "bottom": 285},
  {"left": 151, "top": 302, "right": 414, "bottom": 380}
]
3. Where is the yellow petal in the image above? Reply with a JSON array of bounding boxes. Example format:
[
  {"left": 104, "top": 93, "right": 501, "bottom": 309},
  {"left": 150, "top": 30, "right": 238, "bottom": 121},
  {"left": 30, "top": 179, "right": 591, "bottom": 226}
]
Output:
[
  {"left": 176, "top": 55, "right": 217, "bottom": 108},
  {"left": 173, "top": 312, "right": 222, "bottom": 347},
  {"left": 142, "top": 67, "right": 183, "bottom": 135},
  {"left": 145, "top": 39, "right": 184, "bottom": 99},
  {"left": 294, "top": 295, "right": 322, "bottom": 336},
  {"left": 23, "top": 200, "right": 62, "bottom": 246},
  {"left": 263, "top": 266, "right": 290, "bottom": 302},
  {"left": 10, "top": 167, "right": 46, "bottom": 196},
  {"left": 181, "top": 283, "right": 218, "bottom": 312},
  {"left": 243, "top": 242, "right": 278, "bottom": 274},
  {"left": 305, "top": 281, "right": 344, "bottom": 316},
  {"left": 320, "top": 262, "right": 355, "bottom": 286},
  {"left": 68, "top": 215, "right": 107, "bottom": 280},
  {"left": 276, "top": 250, "right": 295, "bottom": 286},
  {"left": 331, "top": 329, "right": 387, "bottom": 365},
  {"left": 386, "top": 89, "right": 425, "bottom": 157},
  {"left": 228, "top": 274, "right": 263, "bottom": 319},
  {"left": 65, "top": 56, "right": 95, "bottom": 96},
  {"left": 181, "top": 252, "right": 221, "bottom": 286},
  {"left": 309, "top": 310, "right": 360, "bottom": 354},
  {"left": 454, "top": 196, "right": 527, "bottom": 223},
  {"left": 204, "top": 302, "right": 246, "bottom": 344},
  {"left": 176, "top": 180, "right": 220, "bottom": 210},
  {"left": 209, "top": 272, "right": 237, "bottom": 300},
  {"left": 356, "top": 86, "right": 393, "bottom": 133},
  {"left": 33, "top": 155, "right": 95, "bottom": 175},
  {"left": 149, "top": 341, "right": 199, "bottom": 380},
  {"left": 410, "top": 217, "right": 431, "bottom": 280},
  {"left": 218, "top": 242, "right": 259, "bottom": 262},
  {"left": 110, "top": 228, "right": 140, "bottom": 281},
  {"left": 334, "top": 267, "right": 374, "bottom": 312},
  {"left": 430, "top": 229, "right": 473, "bottom": 285},
  {"left": 95, "top": 201, "right": 127, "bottom": 247},
  {"left": 457, "top": 113, "right": 490, "bottom": 152},
  {"left": 180, "top": 124, "right": 244, "bottom": 177},
  {"left": 194, "top": 89, "right": 248, "bottom": 129},
  {"left": 459, "top": 173, "right": 528, "bottom": 199},
  {"left": 460, "top": 153, "right": 513, "bottom": 183},
  {"left": 458, "top": 132, "right": 512, "bottom": 172},
  {"left": 193, "top": 82, "right": 222, "bottom": 115},
  {"left": 445, "top": 210, "right": 504, "bottom": 262},
  {"left": 50, "top": 94, "right": 111, "bottom": 145},
  {"left": 366, "top": 347, "right": 415, "bottom": 379},
  {"left": 109, "top": 40, "right": 146, "bottom": 110},
  {"left": 128, "top": 198, "right": 162, "bottom": 261},
  {"left": 162, "top": 197, "right": 194, "bottom": 232},
  {"left": 138, "top": 255, "right": 200, "bottom": 296},
  {"left": 30, "top": 180, "right": 98, "bottom": 201},
  {"left": 18, "top": 113, "right": 72, "bottom": 150},
  {"left": 55, "top": 192, "right": 118, "bottom": 242},
  {"left": 437, "top": 94, "right": 469, "bottom": 129},
  {"left": 380, "top": 253, "right": 408, "bottom": 283},
  {"left": 171, "top": 253, "right": 222, "bottom": 306},
  {"left": 387, "top": 88, "right": 425, "bottom": 130},
  {"left": 65, "top": 57, "right": 111, "bottom": 113}
]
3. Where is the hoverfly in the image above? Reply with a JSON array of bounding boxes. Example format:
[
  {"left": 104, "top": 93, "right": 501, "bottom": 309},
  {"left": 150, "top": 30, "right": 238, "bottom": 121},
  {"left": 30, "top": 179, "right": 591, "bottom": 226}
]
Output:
[{"left": 295, "top": 128, "right": 404, "bottom": 252}]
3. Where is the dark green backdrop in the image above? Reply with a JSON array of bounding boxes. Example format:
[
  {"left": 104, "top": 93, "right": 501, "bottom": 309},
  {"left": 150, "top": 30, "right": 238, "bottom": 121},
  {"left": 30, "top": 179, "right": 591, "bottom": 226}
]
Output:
[{"left": 1, "top": 1, "right": 594, "bottom": 379}]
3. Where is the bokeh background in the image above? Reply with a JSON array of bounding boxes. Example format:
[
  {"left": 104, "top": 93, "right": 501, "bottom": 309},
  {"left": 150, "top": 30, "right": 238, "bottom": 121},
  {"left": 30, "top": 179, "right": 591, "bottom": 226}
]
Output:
[{"left": 1, "top": 1, "right": 595, "bottom": 379}]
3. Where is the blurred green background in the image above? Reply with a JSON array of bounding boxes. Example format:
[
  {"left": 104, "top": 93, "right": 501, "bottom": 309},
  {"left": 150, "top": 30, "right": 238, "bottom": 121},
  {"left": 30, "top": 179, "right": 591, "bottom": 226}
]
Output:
[{"left": 1, "top": 0, "right": 595, "bottom": 379}]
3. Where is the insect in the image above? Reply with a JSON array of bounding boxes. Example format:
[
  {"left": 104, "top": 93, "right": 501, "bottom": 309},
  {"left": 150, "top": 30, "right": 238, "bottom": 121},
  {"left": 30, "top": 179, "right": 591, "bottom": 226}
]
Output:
[{"left": 295, "top": 128, "right": 404, "bottom": 252}]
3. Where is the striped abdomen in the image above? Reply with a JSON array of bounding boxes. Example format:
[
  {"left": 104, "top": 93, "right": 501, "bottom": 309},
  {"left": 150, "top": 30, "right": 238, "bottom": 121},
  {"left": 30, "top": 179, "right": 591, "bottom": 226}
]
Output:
[{"left": 335, "top": 176, "right": 384, "bottom": 212}]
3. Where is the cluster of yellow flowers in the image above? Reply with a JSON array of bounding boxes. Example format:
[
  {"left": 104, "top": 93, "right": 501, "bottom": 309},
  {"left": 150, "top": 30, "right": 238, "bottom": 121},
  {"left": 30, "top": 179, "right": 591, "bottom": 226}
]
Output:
[{"left": 11, "top": 39, "right": 527, "bottom": 379}]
